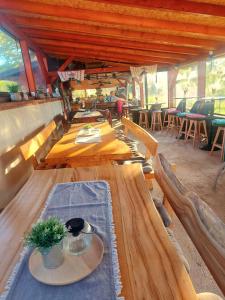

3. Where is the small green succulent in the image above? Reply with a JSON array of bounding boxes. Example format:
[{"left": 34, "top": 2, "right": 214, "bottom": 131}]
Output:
[
  {"left": 25, "top": 217, "right": 67, "bottom": 250},
  {"left": 7, "top": 83, "right": 20, "bottom": 93}
]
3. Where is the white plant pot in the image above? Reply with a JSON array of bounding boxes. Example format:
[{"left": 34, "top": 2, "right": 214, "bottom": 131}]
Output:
[
  {"left": 10, "top": 93, "right": 22, "bottom": 101},
  {"left": 40, "top": 241, "right": 64, "bottom": 269}
]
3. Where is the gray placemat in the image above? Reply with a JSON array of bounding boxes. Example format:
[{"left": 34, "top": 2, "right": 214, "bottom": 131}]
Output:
[{"left": 1, "top": 181, "right": 124, "bottom": 300}]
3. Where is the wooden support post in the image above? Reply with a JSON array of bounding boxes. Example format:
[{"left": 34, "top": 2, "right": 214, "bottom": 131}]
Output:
[
  {"left": 139, "top": 80, "right": 145, "bottom": 108},
  {"left": 132, "top": 78, "right": 136, "bottom": 98},
  {"left": 198, "top": 61, "right": 206, "bottom": 99},
  {"left": 144, "top": 73, "right": 149, "bottom": 109},
  {"left": 20, "top": 40, "right": 36, "bottom": 93},
  {"left": 168, "top": 67, "right": 178, "bottom": 108}
]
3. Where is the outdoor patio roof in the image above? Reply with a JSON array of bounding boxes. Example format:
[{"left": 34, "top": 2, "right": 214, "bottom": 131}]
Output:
[{"left": 1, "top": 0, "right": 225, "bottom": 69}]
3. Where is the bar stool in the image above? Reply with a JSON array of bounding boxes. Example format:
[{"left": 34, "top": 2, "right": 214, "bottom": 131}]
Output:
[
  {"left": 139, "top": 110, "right": 149, "bottom": 128},
  {"left": 163, "top": 99, "right": 186, "bottom": 128},
  {"left": 178, "top": 117, "right": 188, "bottom": 139},
  {"left": 167, "top": 114, "right": 180, "bottom": 133},
  {"left": 210, "top": 119, "right": 225, "bottom": 160},
  {"left": 151, "top": 110, "right": 162, "bottom": 131},
  {"left": 185, "top": 114, "right": 208, "bottom": 147}
]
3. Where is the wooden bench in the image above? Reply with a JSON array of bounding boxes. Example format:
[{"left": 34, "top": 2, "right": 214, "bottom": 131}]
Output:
[
  {"left": 120, "top": 117, "right": 158, "bottom": 187},
  {"left": 154, "top": 153, "right": 225, "bottom": 297},
  {"left": 20, "top": 120, "right": 68, "bottom": 169}
]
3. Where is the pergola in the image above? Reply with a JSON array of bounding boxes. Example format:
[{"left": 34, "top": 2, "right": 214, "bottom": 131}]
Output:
[{"left": 1, "top": 0, "right": 225, "bottom": 104}]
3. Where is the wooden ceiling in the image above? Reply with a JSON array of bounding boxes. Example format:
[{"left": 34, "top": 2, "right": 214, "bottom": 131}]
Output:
[{"left": 1, "top": 0, "right": 225, "bottom": 70}]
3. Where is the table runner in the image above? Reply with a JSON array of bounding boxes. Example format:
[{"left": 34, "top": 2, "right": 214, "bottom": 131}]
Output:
[
  {"left": 74, "top": 111, "right": 102, "bottom": 118},
  {"left": 76, "top": 128, "right": 102, "bottom": 143},
  {"left": 1, "top": 181, "right": 123, "bottom": 300}
]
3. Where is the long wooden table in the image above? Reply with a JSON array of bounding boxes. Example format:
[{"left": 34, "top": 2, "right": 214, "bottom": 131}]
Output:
[
  {"left": 0, "top": 165, "right": 197, "bottom": 299},
  {"left": 73, "top": 111, "right": 103, "bottom": 123},
  {"left": 45, "top": 122, "right": 132, "bottom": 167}
]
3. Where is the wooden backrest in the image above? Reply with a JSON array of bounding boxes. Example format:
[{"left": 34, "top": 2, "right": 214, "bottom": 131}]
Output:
[
  {"left": 154, "top": 153, "right": 225, "bottom": 295},
  {"left": 20, "top": 120, "right": 56, "bottom": 160},
  {"left": 121, "top": 117, "right": 158, "bottom": 159}
]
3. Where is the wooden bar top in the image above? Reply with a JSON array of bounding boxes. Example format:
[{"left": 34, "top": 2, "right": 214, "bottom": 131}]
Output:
[
  {"left": 0, "top": 165, "right": 197, "bottom": 299},
  {"left": 0, "top": 98, "right": 62, "bottom": 111}
]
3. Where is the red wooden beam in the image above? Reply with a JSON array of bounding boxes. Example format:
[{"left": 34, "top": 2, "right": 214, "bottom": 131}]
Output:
[
  {"left": 14, "top": 16, "right": 218, "bottom": 50},
  {"left": 41, "top": 46, "right": 175, "bottom": 64},
  {"left": 0, "top": 13, "right": 44, "bottom": 55},
  {"left": 33, "top": 38, "right": 188, "bottom": 61},
  {"left": 2, "top": 0, "right": 225, "bottom": 39},
  {"left": 20, "top": 40, "right": 36, "bottom": 92},
  {"left": 22, "top": 28, "right": 201, "bottom": 56},
  {"left": 51, "top": 56, "right": 74, "bottom": 83},
  {"left": 48, "top": 66, "right": 130, "bottom": 78},
  {"left": 92, "top": 0, "right": 225, "bottom": 18}
]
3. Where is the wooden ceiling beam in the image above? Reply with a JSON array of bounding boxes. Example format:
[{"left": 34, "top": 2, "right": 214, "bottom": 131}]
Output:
[
  {"left": 42, "top": 47, "right": 171, "bottom": 66},
  {"left": 51, "top": 56, "right": 75, "bottom": 83},
  {"left": 22, "top": 28, "right": 201, "bottom": 56},
  {"left": 40, "top": 46, "right": 177, "bottom": 64},
  {"left": 0, "top": 13, "right": 44, "bottom": 55},
  {"left": 32, "top": 38, "right": 188, "bottom": 61},
  {"left": 2, "top": 0, "right": 225, "bottom": 39},
  {"left": 49, "top": 66, "right": 130, "bottom": 78},
  {"left": 92, "top": 0, "right": 225, "bottom": 18},
  {"left": 14, "top": 16, "right": 217, "bottom": 50}
]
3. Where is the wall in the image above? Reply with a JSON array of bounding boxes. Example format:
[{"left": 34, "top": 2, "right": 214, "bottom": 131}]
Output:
[{"left": 0, "top": 99, "right": 63, "bottom": 209}]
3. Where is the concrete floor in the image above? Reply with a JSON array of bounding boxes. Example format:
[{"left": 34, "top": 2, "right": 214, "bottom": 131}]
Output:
[{"left": 149, "top": 130, "right": 225, "bottom": 297}]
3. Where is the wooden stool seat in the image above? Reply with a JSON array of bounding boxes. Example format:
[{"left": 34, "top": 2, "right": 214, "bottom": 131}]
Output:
[
  {"left": 151, "top": 110, "right": 162, "bottom": 131},
  {"left": 139, "top": 110, "right": 149, "bottom": 128},
  {"left": 211, "top": 126, "right": 225, "bottom": 161}
]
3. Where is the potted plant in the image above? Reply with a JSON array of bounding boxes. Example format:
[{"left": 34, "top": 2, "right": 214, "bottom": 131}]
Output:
[
  {"left": 25, "top": 217, "right": 67, "bottom": 269},
  {"left": 36, "top": 87, "right": 46, "bottom": 99},
  {"left": 7, "top": 83, "right": 22, "bottom": 101}
]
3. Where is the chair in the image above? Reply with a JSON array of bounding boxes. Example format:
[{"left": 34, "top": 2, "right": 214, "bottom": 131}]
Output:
[
  {"left": 185, "top": 101, "right": 213, "bottom": 147},
  {"left": 139, "top": 110, "right": 149, "bottom": 128},
  {"left": 151, "top": 110, "right": 163, "bottom": 131},
  {"left": 150, "top": 103, "right": 163, "bottom": 131},
  {"left": 20, "top": 120, "right": 69, "bottom": 170},
  {"left": 96, "top": 109, "right": 112, "bottom": 126},
  {"left": 164, "top": 99, "right": 186, "bottom": 128},
  {"left": 177, "top": 100, "right": 204, "bottom": 139},
  {"left": 210, "top": 119, "right": 225, "bottom": 160}
]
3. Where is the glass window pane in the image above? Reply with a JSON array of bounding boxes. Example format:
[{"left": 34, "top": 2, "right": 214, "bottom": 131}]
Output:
[
  {"left": 206, "top": 56, "right": 225, "bottom": 114},
  {"left": 176, "top": 64, "right": 198, "bottom": 109},
  {"left": 146, "top": 71, "right": 168, "bottom": 107},
  {"left": 29, "top": 49, "right": 46, "bottom": 92},
  {"left": 0, "top": 28, "right": 29, "bottom": 92}
]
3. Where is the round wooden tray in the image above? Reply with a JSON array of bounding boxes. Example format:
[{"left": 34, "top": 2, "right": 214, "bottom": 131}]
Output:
[{"left": 29, "top": 234, "right": 104, "bottom": 285}]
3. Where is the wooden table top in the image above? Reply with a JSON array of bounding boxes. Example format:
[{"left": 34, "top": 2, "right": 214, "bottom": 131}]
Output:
[
  {"left": 74, "top": 111, "right": 102, "bottom": 119},
  {"left": 0, "top": 165, "right": 197, "bottom": 299},
  {"left": 45, "top": 122, "right": 132, "bottom": 167}
]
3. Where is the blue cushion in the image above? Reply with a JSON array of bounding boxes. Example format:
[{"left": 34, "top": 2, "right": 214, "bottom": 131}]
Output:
[
  {"left": 177, "top": 112, "right": 188, "bottom": 117},
  {"left": 212, "top": 119, "right": 225, "bottom": 127}
]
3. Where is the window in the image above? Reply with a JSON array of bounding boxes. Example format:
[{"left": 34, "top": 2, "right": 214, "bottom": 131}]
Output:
[
  {"left": 29, "top": 49, "right": 46, "bottom": 92},
  {"left": 176, "top": 64, "right": 197, "bottom": 110},
  {"left": 146, "top": 71, "right": 168, "bottom": 108},
  {"left": 206, "top": 56, "right": 225, "bottom": 115},
  {"left": 0, "top": 28, "right": 28, "bottom": 92}
]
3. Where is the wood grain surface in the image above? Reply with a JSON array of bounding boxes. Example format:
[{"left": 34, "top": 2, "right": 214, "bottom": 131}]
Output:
[
  {"left": 45, "top": 122, "right": 132, "bottom": 167},
  {"left": 154, "top": 153, "right": 225, "bottom": 296},
  {"left": 0, "top": 164, "right": 197, "bottom": 299}
]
